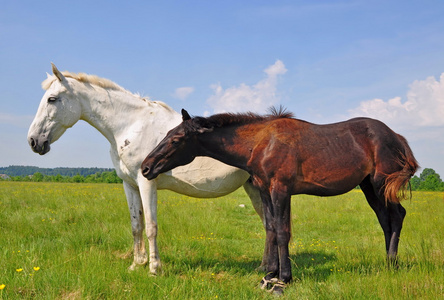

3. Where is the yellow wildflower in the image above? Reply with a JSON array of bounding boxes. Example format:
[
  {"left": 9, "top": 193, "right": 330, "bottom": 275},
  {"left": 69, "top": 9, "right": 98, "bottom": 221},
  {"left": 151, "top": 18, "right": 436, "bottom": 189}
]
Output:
[
  {"left": 33, "top": 267, "right": 40, "bottom": 271},
  {"left": 0, "top": 284, "right": 5, "bottom": 290},
  {"left": 16, "top": 268, "right": 23, "bottom": 272}
]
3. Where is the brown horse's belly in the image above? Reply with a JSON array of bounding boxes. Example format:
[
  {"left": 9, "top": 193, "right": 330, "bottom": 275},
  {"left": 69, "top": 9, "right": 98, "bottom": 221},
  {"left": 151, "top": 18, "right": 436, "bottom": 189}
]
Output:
[
  {"left": 292, "top": 169, "right": 366, "bottom": 197},
  {"left": 296, "top": 182, "right": 359, "bottom": 197}
]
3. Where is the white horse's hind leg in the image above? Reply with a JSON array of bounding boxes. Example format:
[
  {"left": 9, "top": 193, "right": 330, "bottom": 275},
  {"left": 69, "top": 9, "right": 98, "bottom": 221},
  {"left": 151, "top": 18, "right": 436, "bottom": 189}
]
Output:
[
  {"left": 243, "top": 180, "right": 268, "bottom": 271},
  {"left": 138, "top": 176, "right": 161, "bottom": 275},
  {"left": 123, "top": 181, "right": 148, "bottom": 270}
]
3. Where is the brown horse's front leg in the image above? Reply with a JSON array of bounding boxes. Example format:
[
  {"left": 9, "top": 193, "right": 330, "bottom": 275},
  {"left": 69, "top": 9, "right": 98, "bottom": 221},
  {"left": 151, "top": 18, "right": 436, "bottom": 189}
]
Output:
[
  {"left": 259, "top": 186, "right": 293, "bottom": 295},
  {"left": 261, "top": 192, "right": 279, "bottom": 280},
  {"left": 274, "top": 191, "right": 292, "bottom": 285}
]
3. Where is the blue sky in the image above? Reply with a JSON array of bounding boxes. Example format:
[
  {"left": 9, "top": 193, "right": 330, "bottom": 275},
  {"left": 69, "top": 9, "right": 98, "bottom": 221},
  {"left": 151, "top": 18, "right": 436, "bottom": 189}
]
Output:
[{"left": 1, "top": 0, "right": 444, "bottom": 176}]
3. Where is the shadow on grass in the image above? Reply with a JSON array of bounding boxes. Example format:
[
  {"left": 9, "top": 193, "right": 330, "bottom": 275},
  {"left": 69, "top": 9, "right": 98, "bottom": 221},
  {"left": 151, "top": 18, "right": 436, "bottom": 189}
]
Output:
[
  {"left": 162, "top": 255, "right": 263, "bottom": 276},
  {"left": 290, "top": 251, "right": 337, "bottom": 282},
  {"left": 125, "top": 248, "right": 407, "bottom": 283},
  {"left": 161, "top": 250, "right": 338, "bottom": 281}
]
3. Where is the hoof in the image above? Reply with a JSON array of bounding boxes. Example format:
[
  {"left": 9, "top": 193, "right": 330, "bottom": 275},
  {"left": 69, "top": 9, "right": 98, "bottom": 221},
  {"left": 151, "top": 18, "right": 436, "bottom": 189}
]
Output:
[
  {"left": 259, "top": 277, "right": 286, "bottom": 295},
  {"left": 128, "top": 253, "right": 148, "bottom": 272},
  {"left": 387, "top": 257, "right": 399, "bottom": 269},
  {"left": 259, "top": 277, "right": 272, "bottom": 290},
  {"left": 269, "top": 284, "right": 285, "bottom": 296},
  {"left": 127, "top": 262, "right": 137, "bottom": 272},
  {"left": 149, "top": 261, "right": 161, "bottom": 276}
]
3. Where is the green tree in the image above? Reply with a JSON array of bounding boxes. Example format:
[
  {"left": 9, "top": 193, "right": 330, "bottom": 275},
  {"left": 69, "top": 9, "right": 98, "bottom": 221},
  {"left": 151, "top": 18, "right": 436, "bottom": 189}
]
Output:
[
  {"left": 71, "top": 174, "right": 84, "bottom": 183},
  {"left": 410, "top": 176, "right": 420, "bottom": 190},
  {"left": 53, "top": 174, "right": 64, "bottom": 182},
  {"left": 415, "top": 168, "right": 444, "bottom": 191},
  {"left": 32, "top": 172, "right": 44, "bottom": 182},
  {"left": 420, "top": 168, "right": 437, "bottom": 182},
  {"left": 419, "top": 174, "right": 444, "bottom": 191},
  {"left": 101, "top": 170, "right": 122, "bottom": 183}
]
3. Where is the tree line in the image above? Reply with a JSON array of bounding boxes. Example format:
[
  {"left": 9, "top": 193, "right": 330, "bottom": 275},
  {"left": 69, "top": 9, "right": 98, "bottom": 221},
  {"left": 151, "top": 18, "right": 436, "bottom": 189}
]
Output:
[
  {"left": 0, "top": 165, "right": 122, "bottom": 184},
  {"left": 2, "top": 170, "right": 123, "bottom": 184},
  {"left": 0, "top": 165, "right": 115, "bottom": 177},
  {"left": 1, "top": 166, "right": 443, "bottom": 190}
]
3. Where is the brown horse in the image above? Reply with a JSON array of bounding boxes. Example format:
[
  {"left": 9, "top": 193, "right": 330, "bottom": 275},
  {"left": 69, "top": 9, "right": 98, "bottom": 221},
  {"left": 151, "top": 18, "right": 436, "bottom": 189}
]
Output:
[{"left": 141, "top": 108, "right": 418, "bottom": 294}]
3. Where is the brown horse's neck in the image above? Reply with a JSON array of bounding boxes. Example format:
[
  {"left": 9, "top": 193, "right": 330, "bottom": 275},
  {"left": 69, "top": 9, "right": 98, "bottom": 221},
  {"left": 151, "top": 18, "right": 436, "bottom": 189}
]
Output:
[{"left": 196, "top": 124, "right": 256, "bottom": 171}]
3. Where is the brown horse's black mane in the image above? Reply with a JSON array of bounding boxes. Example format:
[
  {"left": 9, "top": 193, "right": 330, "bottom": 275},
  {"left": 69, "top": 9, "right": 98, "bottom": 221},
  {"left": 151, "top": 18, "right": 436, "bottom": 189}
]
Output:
[{"left": 188, "top": 106, "right": 294, "bottom": 131}]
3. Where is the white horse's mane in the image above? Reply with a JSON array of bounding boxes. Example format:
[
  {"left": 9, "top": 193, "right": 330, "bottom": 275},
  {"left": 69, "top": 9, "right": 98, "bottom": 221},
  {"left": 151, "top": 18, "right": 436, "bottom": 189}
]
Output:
[{"left": 41, "top": 71, "right": 175, "bottom": 112}]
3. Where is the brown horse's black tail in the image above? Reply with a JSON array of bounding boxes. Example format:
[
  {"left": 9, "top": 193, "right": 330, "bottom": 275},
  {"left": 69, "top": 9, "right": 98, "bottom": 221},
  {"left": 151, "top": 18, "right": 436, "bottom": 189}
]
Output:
[{"left": 384, "top": 135, "right": 419, "bottom": 204}]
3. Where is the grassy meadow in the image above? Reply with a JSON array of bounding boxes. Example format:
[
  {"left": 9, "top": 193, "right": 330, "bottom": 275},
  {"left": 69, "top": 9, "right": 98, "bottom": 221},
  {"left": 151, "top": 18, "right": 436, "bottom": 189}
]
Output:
[{"left": 0, "top": 181, "right": 443, "bottom": 299}]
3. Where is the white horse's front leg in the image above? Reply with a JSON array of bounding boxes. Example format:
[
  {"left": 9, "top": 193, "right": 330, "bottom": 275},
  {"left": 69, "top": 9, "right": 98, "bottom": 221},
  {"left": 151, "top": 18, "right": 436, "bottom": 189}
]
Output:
[
  {"left": 243, "top": 180, "right": 268, "bottom": 271},
  {"left": 123, "top": 181, "right": 148, "bottom": 271},
  {"left": 138, "top": 176, "right": 161, "bottom": 275},
  {"left": 123, "top": 182, "right": 148, "bottom": 271}
]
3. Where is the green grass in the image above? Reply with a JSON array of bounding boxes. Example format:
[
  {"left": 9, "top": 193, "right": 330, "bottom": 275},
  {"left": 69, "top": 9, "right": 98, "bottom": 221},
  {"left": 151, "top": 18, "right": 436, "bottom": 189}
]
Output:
[{"left": 0, "top": 182, "right": 443, "bottom": 299}]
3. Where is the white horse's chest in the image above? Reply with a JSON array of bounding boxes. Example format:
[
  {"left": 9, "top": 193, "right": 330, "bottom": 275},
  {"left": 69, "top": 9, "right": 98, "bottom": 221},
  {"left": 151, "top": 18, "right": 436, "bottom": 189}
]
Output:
[{"left": 111, "top": 136, "right": 155, "bottom": 186}]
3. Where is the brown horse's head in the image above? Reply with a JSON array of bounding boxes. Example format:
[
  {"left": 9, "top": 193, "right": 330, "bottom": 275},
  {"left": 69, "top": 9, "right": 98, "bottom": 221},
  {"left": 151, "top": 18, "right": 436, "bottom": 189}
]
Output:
[{"left": 141, "top": 109, "right": 213, "bottom": 180}]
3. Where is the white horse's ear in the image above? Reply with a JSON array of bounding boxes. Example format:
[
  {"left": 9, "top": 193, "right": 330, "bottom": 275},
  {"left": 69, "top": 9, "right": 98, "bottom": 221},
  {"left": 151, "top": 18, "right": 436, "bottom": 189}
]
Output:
[
  {"left": 181, "top": 109, "right": 192, "bottom": 121},
  {"left": 51, "top": 63, "right": 66, "bottom": 82},
  {"left": 46, "top": 72, "right": 52, "bottom": 79}
]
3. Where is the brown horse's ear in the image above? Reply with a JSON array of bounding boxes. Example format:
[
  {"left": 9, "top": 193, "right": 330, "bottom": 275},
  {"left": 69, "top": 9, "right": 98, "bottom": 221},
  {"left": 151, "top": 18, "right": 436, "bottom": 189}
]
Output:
[
  {"left": 181, "top": 109, "right": 191, "bottom": 121},
  {"left": 51, "top": 63, "right": 67, "bottom": 83}
]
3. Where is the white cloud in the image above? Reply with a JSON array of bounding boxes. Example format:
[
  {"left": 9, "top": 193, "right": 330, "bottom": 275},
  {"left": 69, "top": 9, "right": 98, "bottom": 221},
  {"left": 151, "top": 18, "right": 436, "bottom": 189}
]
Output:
[
  {"left": 173, "top": 87, "right": 194, "bottom": 100},
  {"left": 349, "top": 73, "right": 444, "bottom": 128},
  {"left": 206, "top": 60, "right": 287, "bottom": 114}
]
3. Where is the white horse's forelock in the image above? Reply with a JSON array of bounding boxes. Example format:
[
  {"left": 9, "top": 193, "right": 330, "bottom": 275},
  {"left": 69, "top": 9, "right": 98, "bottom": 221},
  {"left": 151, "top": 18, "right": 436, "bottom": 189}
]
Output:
[{"left": 41, "top": 71, "right": 175, "bottom": 113}]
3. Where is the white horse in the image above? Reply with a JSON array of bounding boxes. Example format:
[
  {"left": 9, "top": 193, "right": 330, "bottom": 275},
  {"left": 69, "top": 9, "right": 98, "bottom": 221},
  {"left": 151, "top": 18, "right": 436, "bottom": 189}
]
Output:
[{"left": 27, "top": 64, "right": 266, "bottom": 275}]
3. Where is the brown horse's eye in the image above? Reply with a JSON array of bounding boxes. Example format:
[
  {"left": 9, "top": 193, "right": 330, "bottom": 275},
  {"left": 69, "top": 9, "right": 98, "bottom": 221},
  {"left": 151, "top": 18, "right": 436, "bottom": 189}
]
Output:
[
  {"left": 171, "top": 139, "right": 179, "bottom": 145},
  {"left": 48, "top": 96, "right": 58, "bottom": 102}
]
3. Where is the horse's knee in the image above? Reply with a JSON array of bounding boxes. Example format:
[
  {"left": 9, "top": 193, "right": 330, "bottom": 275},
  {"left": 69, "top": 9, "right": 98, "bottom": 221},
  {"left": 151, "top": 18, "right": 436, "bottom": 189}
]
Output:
[
  {"left": 145, "top": 222, "right": 158, "bottom": 239},
  {"left": 131, "top": 225, "right": 144, "bottom": 238},
  {"left": 276, "top": 230, "right": 291, "bottom": 245},
  {"left": 388, "top": 204, "right": 405, "bottom": 228}
]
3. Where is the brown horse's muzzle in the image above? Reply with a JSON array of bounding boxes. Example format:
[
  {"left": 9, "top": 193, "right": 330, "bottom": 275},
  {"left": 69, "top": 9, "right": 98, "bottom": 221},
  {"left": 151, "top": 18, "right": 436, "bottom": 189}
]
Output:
[
  {"left": 141, "top": 164, "right": 158, "bottom": 180},
  {"left": 141, "top": 156, "right": 159, "bottom": 180}
]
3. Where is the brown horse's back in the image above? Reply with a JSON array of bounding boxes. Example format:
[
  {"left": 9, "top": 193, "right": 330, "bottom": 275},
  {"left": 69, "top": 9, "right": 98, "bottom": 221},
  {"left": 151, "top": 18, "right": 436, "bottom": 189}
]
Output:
[{"left": 246, "top": 117, "right": 417, "bottom": 200}]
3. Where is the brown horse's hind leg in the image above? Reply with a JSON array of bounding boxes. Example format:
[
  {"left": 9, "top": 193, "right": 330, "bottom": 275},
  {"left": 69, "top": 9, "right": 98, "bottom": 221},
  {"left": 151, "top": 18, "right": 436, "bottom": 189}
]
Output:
[
  {"left": 386, "top": 202, "right": 406, "bottom": 265},
  {"left": 360, "top": 176, "right": 405, "bottom": 264}
]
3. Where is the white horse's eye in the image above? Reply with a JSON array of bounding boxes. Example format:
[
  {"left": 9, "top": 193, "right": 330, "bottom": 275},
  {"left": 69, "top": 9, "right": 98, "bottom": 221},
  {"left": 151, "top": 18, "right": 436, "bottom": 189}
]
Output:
[{"left": 48, "top": 96, "right": 58, "bottom": 102}]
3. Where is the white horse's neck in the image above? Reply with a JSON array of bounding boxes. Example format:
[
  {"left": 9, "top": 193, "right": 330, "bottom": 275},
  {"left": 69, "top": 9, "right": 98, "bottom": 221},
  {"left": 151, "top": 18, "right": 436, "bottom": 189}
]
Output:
[{"left": 71, "top": 79, "right": 180, "bottom": 149}]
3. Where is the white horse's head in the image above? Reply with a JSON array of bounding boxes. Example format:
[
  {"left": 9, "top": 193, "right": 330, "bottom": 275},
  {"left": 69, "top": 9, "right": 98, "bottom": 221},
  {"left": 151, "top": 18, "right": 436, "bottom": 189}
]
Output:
[{"left": 28, "top": 64, "right": 82, "bottom": 155}]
